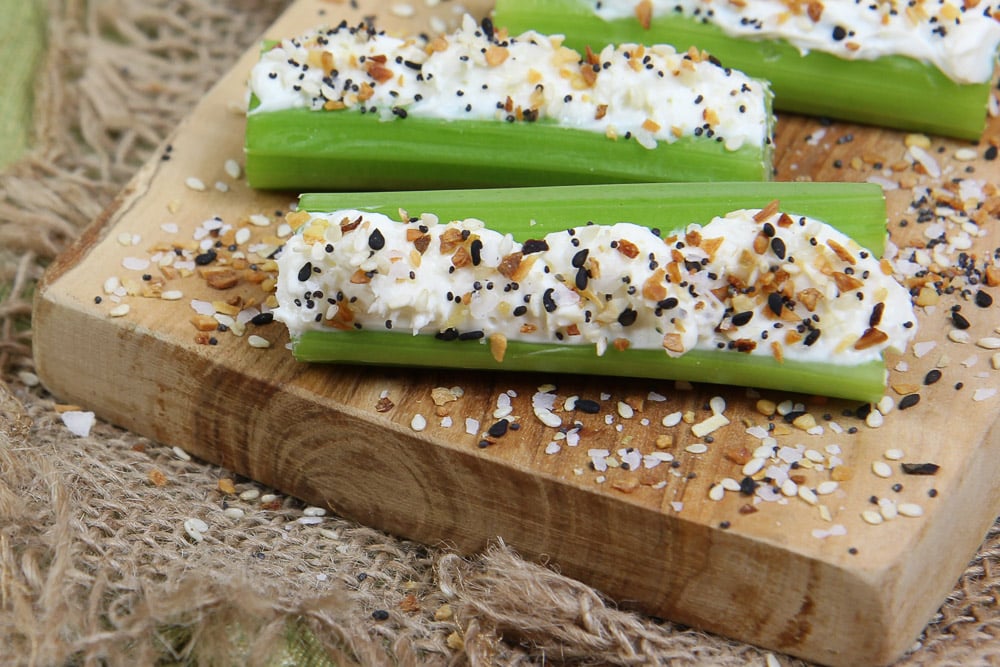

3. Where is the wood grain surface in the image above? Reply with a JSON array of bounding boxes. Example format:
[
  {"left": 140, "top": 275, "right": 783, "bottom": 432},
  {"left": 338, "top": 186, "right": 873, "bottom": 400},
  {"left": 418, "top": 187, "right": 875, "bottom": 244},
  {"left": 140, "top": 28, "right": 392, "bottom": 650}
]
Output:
[{"left": 33, "top": 1, "right": 1000, "bottom": 665}]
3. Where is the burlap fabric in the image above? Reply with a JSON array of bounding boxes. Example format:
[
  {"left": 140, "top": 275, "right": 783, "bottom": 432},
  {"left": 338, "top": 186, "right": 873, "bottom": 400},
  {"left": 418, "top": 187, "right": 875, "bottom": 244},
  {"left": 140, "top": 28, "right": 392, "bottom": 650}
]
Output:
[{"left": 1, "top": 1, "right": 998, "bottom": 665}]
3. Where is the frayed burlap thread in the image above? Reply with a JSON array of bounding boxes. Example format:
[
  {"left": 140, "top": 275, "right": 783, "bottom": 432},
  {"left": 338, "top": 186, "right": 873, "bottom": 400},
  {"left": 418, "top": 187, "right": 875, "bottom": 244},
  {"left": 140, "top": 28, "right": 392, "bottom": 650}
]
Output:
[{"left": 1, "top": 1, "right": 999, "bottom": 665}]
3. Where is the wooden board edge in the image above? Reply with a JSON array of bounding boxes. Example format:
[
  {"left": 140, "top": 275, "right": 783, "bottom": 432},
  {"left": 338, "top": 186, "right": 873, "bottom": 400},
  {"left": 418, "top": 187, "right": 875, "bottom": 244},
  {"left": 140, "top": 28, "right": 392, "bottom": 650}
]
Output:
[{"left": 36, "top": 282, "right": 1000, "bottom": 667}]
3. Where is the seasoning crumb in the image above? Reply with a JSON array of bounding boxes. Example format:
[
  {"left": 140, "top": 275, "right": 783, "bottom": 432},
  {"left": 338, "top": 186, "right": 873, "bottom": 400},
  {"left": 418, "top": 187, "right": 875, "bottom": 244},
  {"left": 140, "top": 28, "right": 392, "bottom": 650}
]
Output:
[{"left": 148, "top": 468, "right": 168, "bottom": 487}]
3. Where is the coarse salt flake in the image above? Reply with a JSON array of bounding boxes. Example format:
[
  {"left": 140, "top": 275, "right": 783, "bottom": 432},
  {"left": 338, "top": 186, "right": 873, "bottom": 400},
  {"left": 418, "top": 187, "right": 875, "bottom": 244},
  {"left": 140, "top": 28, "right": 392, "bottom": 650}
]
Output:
[
  {"left": 545, "top": 442, "right": 561, "bottom": 455},
  {"left": 61, "top": 411, "right": 96, "bottom": 437},
  {"left": 465, "top": 418, "right": 479, "bottom": 435},
  {"left": 973, "top": 387, "right": 997, "bottom": 401},
  {"left": 410, "top": 414, "right": 427, "bottom": 431}
]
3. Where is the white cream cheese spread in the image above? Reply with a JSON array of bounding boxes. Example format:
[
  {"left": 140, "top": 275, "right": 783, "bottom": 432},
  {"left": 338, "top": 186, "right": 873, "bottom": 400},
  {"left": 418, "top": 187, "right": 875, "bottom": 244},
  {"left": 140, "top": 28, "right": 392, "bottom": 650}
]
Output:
[
  {"left": 274, "top": 206, "right": 916, "bottom": 366},
  {"left": 591, "top": 0, "right": 1000, "bottom": 84},
  {"left": 247, "top": 14, "right": 772, "bottom": 151}
]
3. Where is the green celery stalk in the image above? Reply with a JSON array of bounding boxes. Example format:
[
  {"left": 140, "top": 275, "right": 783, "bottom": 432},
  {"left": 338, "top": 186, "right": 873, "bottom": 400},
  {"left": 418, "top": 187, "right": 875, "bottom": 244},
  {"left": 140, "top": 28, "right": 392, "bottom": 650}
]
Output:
[
  {"left": 492, "top": 0, "right": 992, "bottom": 139},
  {"left": 294, "top": 330, "right": 886, "bottom": 402},
  {"left": 290, "top": 182, "right": 891, "bottom": 402},
  {"left": 245, "top": 108, "right": 772, "bottom": 191},
  {"left": 298, "top": 181, "right": 887, "bottom": 254}
]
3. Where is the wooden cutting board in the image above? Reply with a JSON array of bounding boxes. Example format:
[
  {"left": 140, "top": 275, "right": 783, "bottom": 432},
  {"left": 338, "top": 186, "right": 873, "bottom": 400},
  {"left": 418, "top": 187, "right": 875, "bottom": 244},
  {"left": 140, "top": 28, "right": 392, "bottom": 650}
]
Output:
[{"left": 33, "top": 1, "right": 1000, "bottom": 665}]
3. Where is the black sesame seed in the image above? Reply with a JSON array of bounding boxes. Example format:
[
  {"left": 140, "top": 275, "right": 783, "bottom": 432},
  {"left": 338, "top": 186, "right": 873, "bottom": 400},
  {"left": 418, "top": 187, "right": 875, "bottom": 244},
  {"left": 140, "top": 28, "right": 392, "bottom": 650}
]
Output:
[
  {"left": 975, "top": 290, "right": 993, "bottom": 307},
  {"left": 195, "top": 249, "right": 218, "bottom": 266},
  {"left": 372, "top": 609, "right": 389, "bottom": 621},
  {"left": 803, "top": 329, "right": 821, "bottom": 346},
  {"left": 731, "top": 311, "right": 753, "bottom": 327},
  {"left": 923, "top": 369, "right": 942, "bottom": 385},
  {"left": 951, "top": 310, "right": 971, "bottom": 329},
  {"left": 542, "top": 288, "right": 557, "bottom": 313},
  {"left": 832, "top": 25, "right": 847, "bottom": 40},
  {"left": 251, "top": 312, "right": 275, "bottom": 326},
  {"left": 470, "top": 239, "right": 483, "bottom": 266},
  {"left": 458, "top": 330, "right": 484, "bottom": 341},
  {"left": 366, "top": 229, "right": 385, "bottom": 251},
  {"left": 898, "top": 394, "right": 920, "bottom": 410},
  {"left": 767, "top": 292, "right": 783, "bottom": 316},
  {"left": 617, "top": 308, "right": 638, "bottom": 327},
  {"left": 574, "top": 398, "right": 600, "bottom": 414},
  {"left": 575, "top": 266, "right": 589, "bottom": 290},
  {"left": 297, "top": 262, "right": 313, "bottom": 282},
  {"left": 487, "top": 419, "right": 509, "bottom": 438},
  {"left": 571, "top": 248, "right": 590, "bottom": 268},
  {"left": 770, "top": 237, "right": 786, "bottom": 260}
]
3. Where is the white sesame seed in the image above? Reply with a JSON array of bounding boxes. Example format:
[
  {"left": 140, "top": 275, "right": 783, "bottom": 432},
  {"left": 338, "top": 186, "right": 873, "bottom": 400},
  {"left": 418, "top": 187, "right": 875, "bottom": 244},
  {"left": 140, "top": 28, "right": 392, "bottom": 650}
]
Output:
[
  {"left": 108, "top": 304, "right": 131, "bottom": 318},
  {"left": 172, "top": 446, "right": 191, "bottom": 461},
  {"left": 248, "top": 213, "right": 271, "bottom": 227},
  {"left": 898, "top": 503, "right": 925, "bottom": 518},
  {"left": 410, "top": 414, "right": 427, "bottom": 432},
  {"left": 708, "top": 396, "right": 726, "bottom": 414},
  {"left": 992, "top": 353, "right": 1000, "bottom": 370},
  {"left": 617, "top": 401, "right": 634, "bottom": 419},
  {"left": 161, "top": 290, "right": 183, "bottom": 301},
  {"left": 879, "top": 498, "right": 898, "bottom": 520},
  {"left": 948, "top": 329, "right": 971, "bottom": 344},
  {"left": 720, "top": 477, "right": 741, "bottom": 492},
  {"left": 816, "top": 481, "right": 839, "bottom": 495},
  {"left": 976, "top": 337, "right": 1000, "bottom": 350},
  {"left": 872, "top": 461, "right": 893, "bottom": 478},
  {"left": 954, "top": 147, "right": 978, "bottom": 161},
  {"left": 798, "top": 486, "right": 818, "bottom": 505},
  {"left": 780, "top": 479, "right": 798, "bottom": 497},
  {"left": 865, "top": 409, "right": 884, "bottom": 429},
  {"left": 185, "top": 176, "right": 207, "bottom": 191},
  {"left": 545, "top": 442, "right": 561, "bottom": 455},
  {"left": 214, "top": 181, "right": 229, "bottom": 193},
  {"left": 259, "top": 493, "right": 278, "bottom": 503},
  {"left": 708, "top": 484, "right": 726, "bottom": 501},
  {"left": 303, "top": 506, "right": 327, "bottom": 517},
  {"left": 297, "top": 516, "right": 323, "bottom": 525},
  {"left": 662, "top": 411, "right": 682, "bottom": 427},
  {"left": 248, "top": 335, "right": 271, "bottom": 349},
  {"left": 223, "top": 507, "right": 245, "bottom": 520},
  {"left": 685, "top": 443, "right": 709, "bottom": 454},
  {"left": 804, "top": 449, "right": 825, "bottom": 463},
  {"left": 861, "top": 510, "right": 884, "bottom": 526},
  {"left": 390, "top": 2, "right": 415, "bottom": 17},
  {"left": 534, "top": 407, "right": 562, "bottom": 428},
  {"left": 224, "top": 159, "right": 242, "bottom": 179},
  {"left": 742, "top": 457, "right": 766, "bottom": 477},
  {"left": 877, "top": 395, "right": 895, "bottom": 415},
  {"left": 235, "top": 227, "right": 252, "bottom": 245},
  {"left": 884, "top": 448, "right": 904, "bottom": 461}
]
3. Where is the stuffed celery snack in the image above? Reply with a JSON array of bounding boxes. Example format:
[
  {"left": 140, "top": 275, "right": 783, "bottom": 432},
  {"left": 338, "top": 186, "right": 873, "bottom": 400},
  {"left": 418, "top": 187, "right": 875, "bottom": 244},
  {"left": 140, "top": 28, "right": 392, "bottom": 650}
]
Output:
[
  {"left": 492, "top": 0, "right": 1000, "bottom": 139},
  {"left": 273, "top": 183, "right": 915, "bottom": 402},
  {"left": 244, "top": 15, "right": 774, "bottom": 190}
]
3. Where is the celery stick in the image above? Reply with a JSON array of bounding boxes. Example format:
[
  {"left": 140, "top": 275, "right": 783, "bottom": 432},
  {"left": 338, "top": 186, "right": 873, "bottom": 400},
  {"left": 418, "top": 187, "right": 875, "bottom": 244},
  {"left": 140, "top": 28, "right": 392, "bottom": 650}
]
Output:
[
  {"left": 492, "top": 0, "right": 992, "bottom": 139},
  {"left": 286, "top": 182, "right": 894, "bottom": 402},
  {"left": 245, "top": 108, "right": 772, "bottom": 191},
  {"left": 294, "top": 329, "right": 886, "bottom": 402},
  {"left": 298, "top": 181, "right": 887, "bottom": 255},
  {"left": 244, "top": 17, "right": 775, "bottom": 190}
]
